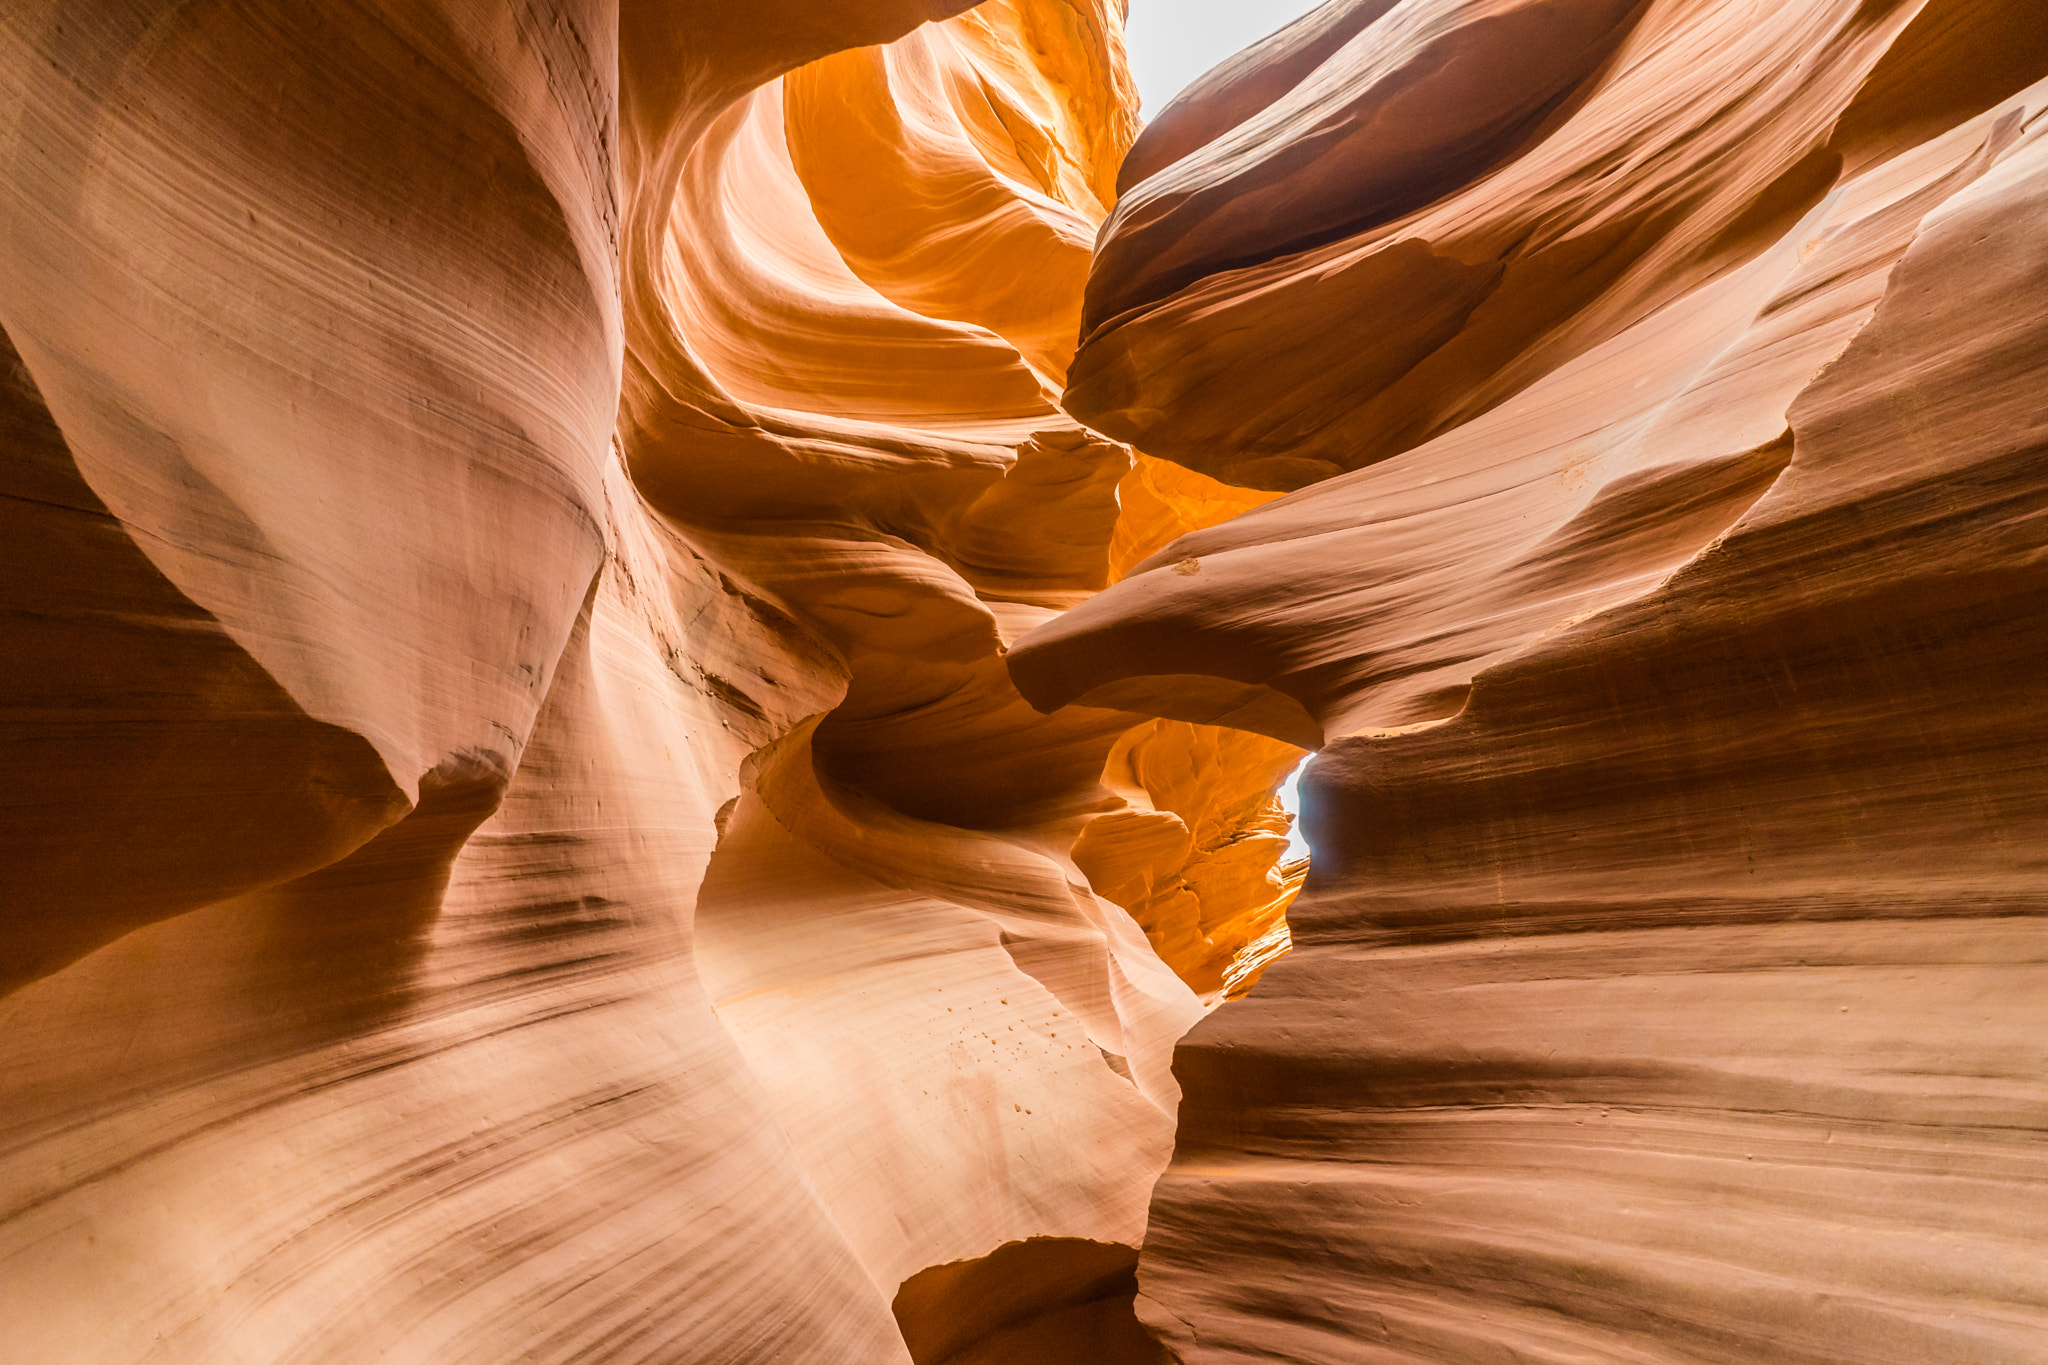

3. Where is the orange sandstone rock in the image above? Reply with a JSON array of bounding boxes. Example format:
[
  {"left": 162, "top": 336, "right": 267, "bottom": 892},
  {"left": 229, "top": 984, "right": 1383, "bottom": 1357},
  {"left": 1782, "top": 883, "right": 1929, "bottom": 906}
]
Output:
[
  {"left": 0, "top": 3, "right": 1296, "bottom": 1362},
  {"left": 1022, "top": 3, "right": 2048, "bottom": 1360},
  {"left": 1067, "top": 0, "right": 2048, "bottom": 491},
  {"left": 10, "top": 0, "right": 2044, "bottom": 1360}
]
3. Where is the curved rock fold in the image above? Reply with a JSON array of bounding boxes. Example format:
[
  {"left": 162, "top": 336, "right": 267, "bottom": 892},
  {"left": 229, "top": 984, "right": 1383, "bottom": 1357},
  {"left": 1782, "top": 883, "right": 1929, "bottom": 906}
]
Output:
[{"left": 5, "top": 1, "right": 2048, "bottom": 1362}]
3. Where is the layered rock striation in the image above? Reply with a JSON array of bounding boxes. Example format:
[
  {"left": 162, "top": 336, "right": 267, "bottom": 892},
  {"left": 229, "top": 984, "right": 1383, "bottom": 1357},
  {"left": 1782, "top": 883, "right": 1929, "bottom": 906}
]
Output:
[
  {"left": 1018, "top": 0, "right": 2048, "bottom": 1360},
  {"left": 5, "top": 0, "right": 2047, "bottom": 1362},
  {"left": 0, "top": 3, "right": 1296, "bottom": 1362}
]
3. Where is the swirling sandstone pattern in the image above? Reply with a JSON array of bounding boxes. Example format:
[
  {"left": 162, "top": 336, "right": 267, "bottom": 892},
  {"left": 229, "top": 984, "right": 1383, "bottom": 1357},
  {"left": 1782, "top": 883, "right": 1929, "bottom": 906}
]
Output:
[
  {"left": 0, "top": 3, "right": 1297, "bottom": 1361},
  {"left": 1019, "top": 0, "right": 2048, "bottom": 1360},
  {"left": 7, "top": 0, "right": 2047, "bottom": 1361}
]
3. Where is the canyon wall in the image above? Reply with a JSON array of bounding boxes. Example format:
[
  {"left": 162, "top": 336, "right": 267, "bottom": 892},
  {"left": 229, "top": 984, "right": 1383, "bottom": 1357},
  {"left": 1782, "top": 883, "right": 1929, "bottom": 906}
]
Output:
[
  {"left": 0, "top": 3, "right": 1296, "bottom": 1361},
  {"left": 1018, "top": 0, "right": 2048, "bottom": 1360},
  {"left": 4, "top": 0, "right": 2047, "bottom": 1362}
]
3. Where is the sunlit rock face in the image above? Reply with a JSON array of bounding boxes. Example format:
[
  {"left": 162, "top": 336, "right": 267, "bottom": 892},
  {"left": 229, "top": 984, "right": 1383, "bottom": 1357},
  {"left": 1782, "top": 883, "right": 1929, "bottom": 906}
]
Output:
[
  {"left": 1021, "top": 0, "right": 2048, "bottom": 1360},
  {"left": 0, "top": 4, "right": 1302, "bottom": 1362}
]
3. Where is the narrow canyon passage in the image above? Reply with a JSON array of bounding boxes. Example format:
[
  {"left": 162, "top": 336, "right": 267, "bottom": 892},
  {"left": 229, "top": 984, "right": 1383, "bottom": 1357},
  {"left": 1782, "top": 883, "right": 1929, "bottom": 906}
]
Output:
[{"left": 3, "top": 2, "right": 2047, "bottom": 1364}]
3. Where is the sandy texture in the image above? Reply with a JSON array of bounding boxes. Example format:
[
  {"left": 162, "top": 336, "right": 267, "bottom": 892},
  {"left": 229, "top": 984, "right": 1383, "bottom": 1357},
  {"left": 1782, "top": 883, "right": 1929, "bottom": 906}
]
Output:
[{"left": 1024, "top": 2, "right": 2048, "bottom": 1360}]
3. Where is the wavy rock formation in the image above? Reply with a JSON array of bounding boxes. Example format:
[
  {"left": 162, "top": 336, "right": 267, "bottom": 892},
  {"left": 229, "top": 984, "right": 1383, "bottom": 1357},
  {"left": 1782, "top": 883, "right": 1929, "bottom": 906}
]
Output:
[
  {"left": 0, "top": 3, "right": 1299, "bottom": 1362},
  {"left": 8, "top": 0, "right": 2047, "bottom": 1361},
  {"left": 1021, "top": 0, "right": 2048, "bottom": 1360}
]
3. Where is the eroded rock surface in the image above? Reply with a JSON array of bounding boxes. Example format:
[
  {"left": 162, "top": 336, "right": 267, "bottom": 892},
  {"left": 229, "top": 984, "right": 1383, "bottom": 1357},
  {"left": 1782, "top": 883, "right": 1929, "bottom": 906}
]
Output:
[
  {"left": 0, "top": 4, "right": 1297, "bottom": 1362},
  {"left": 1025, "top": 1, "right": 2048, "bottom": 1360},
  {"left": 7, "top": 0, "right": 2047, "bottom": 1361}
]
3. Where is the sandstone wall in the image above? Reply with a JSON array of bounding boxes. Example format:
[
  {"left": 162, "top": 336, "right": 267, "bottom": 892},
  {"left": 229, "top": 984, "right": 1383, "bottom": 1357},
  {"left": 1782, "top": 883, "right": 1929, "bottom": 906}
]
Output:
[
  {"left": 0, "top": 4, "right": 1296, "bottom": 1361},
  {"left": 1018, "top": 1, "right": 2048, "bottom": 1359},
  {"left": 5, "top": 1, "right": 2046, "bottom": 1361}
]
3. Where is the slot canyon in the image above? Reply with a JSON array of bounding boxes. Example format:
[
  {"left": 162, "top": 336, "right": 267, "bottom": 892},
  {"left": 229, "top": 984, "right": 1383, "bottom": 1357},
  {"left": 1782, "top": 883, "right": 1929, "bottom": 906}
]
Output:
[{"left": 2, "top": 0, "right": 2045, "bottom": 1361}]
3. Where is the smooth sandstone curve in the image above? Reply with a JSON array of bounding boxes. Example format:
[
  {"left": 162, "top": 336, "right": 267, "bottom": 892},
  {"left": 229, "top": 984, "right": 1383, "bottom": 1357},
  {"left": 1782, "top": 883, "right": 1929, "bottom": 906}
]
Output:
[
  {"left": 0, "top": 4, "right": 1301, "bottom": 1363},
  {"left": 1018, "top": 2, "right": 2048, "bottom": 1360}
]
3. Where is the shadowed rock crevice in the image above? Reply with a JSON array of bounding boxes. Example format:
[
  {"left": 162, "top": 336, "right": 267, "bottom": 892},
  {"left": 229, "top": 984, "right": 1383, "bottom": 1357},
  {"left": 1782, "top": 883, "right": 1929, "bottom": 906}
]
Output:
[
  {"left": 892, "top": 1237, "right": 1171, "bottom": 1365},
  {"left": 0, "top": 322, "right": 410, "bottom": 995}
]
